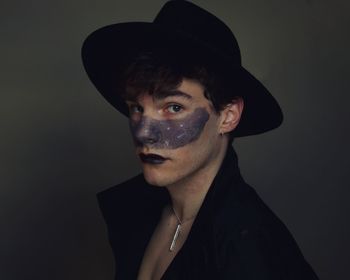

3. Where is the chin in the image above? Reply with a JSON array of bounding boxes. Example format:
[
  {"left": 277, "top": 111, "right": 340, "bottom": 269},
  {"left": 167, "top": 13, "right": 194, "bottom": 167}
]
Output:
[
  {"left": 143, "top": 164, "right": 186, "bottom": 187},
  {"left": 142, "top": 166, "right": 169, "bottom": 187},
  {"left": 143, "top": 173, "right": 168, "bottom": 187}
]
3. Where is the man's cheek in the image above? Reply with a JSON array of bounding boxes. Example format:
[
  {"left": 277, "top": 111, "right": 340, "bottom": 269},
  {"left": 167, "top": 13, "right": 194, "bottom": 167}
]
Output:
[{"left": 129, "top": 107, "right": 209, "bottom": 149}]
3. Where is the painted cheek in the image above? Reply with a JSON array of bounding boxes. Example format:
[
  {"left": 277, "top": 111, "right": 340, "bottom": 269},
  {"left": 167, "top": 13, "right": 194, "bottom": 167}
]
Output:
[{"left": 129, "top": 107, "right": 210, "bottom": 149}]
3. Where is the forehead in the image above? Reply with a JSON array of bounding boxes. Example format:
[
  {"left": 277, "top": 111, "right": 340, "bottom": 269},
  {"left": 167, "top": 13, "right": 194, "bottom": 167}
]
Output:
[{"left": 125, "top": 78, "right": 208, "bottom": 104}]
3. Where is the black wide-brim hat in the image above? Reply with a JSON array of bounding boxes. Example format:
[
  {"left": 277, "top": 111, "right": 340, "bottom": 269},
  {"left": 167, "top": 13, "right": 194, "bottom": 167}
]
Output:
[{"left": 82, "top": 0, "right": 283, "bottom": 137}]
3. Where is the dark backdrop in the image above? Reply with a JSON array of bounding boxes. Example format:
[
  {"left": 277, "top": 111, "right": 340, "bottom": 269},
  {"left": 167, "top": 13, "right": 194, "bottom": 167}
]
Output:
[{"left": 1, "top": 0, "right": 349, "bottom": 279}]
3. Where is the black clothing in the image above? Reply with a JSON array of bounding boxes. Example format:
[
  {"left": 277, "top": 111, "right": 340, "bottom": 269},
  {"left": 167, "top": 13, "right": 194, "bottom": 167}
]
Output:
[{"left": 97, "top": 146, "right": 319, "bottom": 279}]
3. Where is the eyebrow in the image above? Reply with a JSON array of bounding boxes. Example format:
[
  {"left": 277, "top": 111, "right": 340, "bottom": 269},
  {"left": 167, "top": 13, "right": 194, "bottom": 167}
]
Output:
[
  {"left": 154, "top": 90, "right": 193, "bottom": 101},
  {"left": 124, "top": 90, "right": 193, "bottom": 102}
]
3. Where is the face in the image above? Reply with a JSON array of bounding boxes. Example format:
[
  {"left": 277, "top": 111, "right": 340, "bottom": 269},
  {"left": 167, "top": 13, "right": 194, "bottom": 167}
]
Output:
[{"left": 125, "top": 78, "right": 224, "bottom": 187}]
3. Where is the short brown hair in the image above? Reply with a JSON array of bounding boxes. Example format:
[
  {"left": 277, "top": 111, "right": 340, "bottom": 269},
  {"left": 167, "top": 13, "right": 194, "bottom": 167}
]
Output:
[{"left": 120, "top": 50, "right": 239, "bottom": 141}]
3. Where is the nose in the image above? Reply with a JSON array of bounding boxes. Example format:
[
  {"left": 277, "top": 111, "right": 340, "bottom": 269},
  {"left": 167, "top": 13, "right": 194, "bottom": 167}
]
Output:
[{"left": 130, "top": 116, "right": 161, "bottom": 146}]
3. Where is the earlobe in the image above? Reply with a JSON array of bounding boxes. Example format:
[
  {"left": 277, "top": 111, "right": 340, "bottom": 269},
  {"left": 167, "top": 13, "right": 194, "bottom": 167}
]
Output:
[{"left": 219, "top": 97, "right": 244, "bottom": 134}]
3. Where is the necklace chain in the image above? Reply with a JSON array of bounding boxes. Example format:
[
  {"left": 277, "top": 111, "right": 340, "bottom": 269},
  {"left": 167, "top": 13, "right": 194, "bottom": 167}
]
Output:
[
  {"left": 169, "top": 205, "right": 197, "bottom": 252},
  {"left": 171, "top": 205, "right": 197, "bottom": 224},
  {"left": 171, "top": 205, "right": 182, "bottom": 224}
]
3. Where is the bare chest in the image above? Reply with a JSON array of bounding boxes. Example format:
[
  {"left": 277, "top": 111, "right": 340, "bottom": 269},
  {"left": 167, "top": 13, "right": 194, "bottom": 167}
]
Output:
[{"left": 137, "top": 209, "right": 194, "bottom": 280}]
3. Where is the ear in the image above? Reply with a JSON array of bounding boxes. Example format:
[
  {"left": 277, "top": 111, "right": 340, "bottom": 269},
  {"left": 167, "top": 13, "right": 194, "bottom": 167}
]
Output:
[{"left": 219, "top": 97, "right": 244, "bottom": 134}]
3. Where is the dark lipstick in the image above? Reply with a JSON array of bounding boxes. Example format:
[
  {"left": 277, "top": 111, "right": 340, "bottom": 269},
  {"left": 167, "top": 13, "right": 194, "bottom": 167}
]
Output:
[{"left": 139, "top": 153, "right": 167, "bottom": 164}]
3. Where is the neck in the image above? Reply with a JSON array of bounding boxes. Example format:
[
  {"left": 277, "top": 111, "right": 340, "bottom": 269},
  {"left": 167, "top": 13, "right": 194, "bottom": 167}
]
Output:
[{"left": 165, "top": 142, "right": 229, "bottom": 222}]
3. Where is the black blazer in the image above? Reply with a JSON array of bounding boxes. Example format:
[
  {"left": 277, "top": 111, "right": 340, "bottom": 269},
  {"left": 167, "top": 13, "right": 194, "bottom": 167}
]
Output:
[{"left": 97, "top": 146, "right": 319, "bottom": 279}]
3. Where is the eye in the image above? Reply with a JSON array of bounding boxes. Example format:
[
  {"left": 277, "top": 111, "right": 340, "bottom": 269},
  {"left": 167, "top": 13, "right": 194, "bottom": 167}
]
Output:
[
  {"left": 166, "top": 104, "right": 183, "bottom": 114},
  {"left": 129, "top": 104, "right": 143, "bottom": 114}
]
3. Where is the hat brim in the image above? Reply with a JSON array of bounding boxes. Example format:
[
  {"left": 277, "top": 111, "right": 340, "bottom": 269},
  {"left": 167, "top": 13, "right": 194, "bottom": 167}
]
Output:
[{"left": 82, "top": 22, "right": 283, "bottom": 137}]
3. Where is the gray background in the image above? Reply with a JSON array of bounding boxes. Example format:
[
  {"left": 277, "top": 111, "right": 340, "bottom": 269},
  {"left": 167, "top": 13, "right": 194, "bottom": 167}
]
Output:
[{"left": 1, "top": 0, "right": 349, "bottom": 279}]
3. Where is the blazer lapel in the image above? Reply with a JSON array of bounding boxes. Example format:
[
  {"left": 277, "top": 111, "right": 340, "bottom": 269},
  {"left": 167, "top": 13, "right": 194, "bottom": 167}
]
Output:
[
  {"left": 98, "top": 174, "right": 170, "bottom": 279},
  {"left": 161, "top": 145, "right": 243, "bottom": 279}
]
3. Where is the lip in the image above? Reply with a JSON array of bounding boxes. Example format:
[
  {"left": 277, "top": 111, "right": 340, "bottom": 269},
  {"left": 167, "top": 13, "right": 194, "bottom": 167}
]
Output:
[{"left": 139, "top": 153, "right": 168, "bottom": 164}]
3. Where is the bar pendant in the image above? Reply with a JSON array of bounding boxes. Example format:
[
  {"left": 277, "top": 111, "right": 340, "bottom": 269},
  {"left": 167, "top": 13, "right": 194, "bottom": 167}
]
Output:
[{"left": 169, "top": 224, "right": 181, "bottom": 251}]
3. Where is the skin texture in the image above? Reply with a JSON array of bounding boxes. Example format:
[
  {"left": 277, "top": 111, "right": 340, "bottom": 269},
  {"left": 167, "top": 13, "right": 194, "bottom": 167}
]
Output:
[{"left": 129, "top": 107, "right": 210, "bottom": 149}]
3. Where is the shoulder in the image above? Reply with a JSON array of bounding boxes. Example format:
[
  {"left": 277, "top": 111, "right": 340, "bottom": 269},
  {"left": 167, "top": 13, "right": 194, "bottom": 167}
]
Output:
[
  {"left": 214, "top": 179, "right": 297, "bottom": 249},
  {"left": 96, "top": 173, "right": 168, "bottom": 224},
  {"left": 97, "top": 173, "right": 145, "bottom": 204},
  {"left": 214, "top": 180, "right": 281, "bottom": 234},
  {"left": 213, "top": 181, "right": 318, "bottom": 279},
  {"left": 96, "top": 173, "right": 146, "bottom": 222}
]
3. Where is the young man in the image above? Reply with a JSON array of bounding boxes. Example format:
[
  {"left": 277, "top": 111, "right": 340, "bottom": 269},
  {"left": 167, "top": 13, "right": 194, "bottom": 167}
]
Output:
[{"left": 82, "top": 1, "right": 319, "bottom": 279}]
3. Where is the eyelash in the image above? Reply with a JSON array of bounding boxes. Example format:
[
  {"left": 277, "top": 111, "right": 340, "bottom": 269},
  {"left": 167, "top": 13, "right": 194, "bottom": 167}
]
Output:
[
  {"left": 166, "top": 104, "right": 183, "bottom": 114},
  {"left": 128, "top": 104, "right": 184, "bottom": 114}
]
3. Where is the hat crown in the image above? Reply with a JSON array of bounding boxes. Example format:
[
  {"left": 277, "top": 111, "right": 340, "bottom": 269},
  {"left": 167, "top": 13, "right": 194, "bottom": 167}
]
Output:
[
  {"left": 81, "top": 0, "right": 283, "bottom": 137},
  {"left": 153, "top": 0, "right": 241, "bottom": 64}
]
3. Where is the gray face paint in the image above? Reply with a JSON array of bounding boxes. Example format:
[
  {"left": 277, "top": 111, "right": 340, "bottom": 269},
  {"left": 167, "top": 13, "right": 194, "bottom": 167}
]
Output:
[{"left": 129, "top": 107, "right": 210, "bottom": 149}]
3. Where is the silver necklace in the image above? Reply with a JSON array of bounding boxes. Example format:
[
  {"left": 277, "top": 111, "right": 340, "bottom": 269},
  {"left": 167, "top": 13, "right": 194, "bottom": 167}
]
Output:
[{"left": 169, "top": 205, "right": 196, "bottom": 252}]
